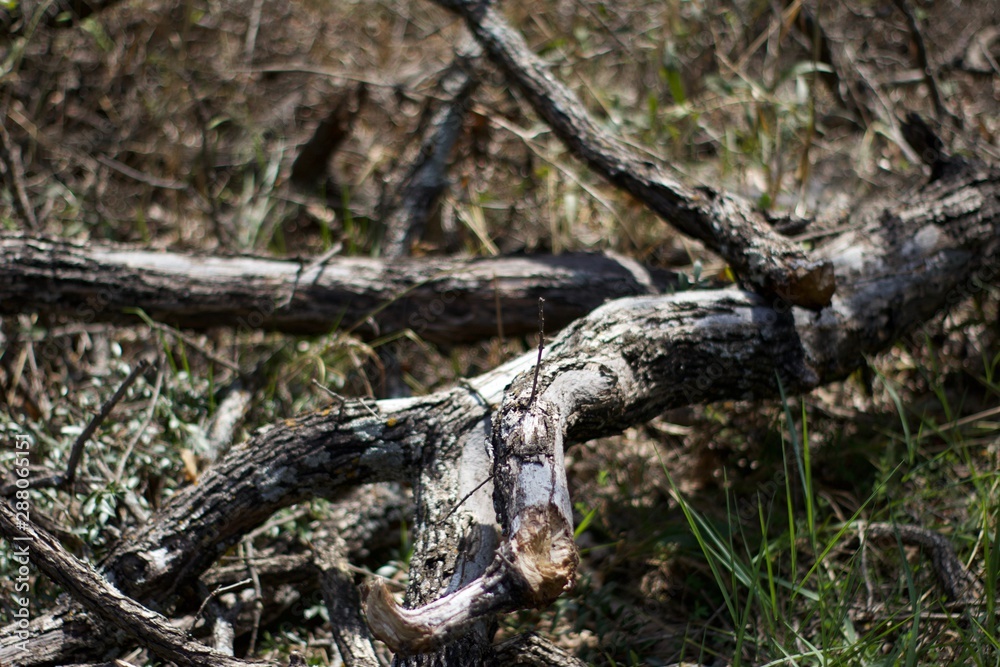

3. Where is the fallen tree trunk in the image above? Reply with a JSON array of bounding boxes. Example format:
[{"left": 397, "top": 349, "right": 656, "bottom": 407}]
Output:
[
  {"left": 0, "top": 236, "right": 676, "bottom": 344},
  {"left": 3, "top": 151, "right": 997, "bottom": 665}
]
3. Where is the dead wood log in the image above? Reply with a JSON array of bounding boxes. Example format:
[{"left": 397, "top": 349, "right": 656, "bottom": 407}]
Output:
[
  {"left": 0, "top": 236, "right": 675, "bottom": 344},
  {"left": 430, "top": 0, "right": 835, "bottom": 309},
  {"left": 0, "top": 485, "right": 408, "bottom": 667},
  {"left": 3, "top": 151, "right": 998, "bottom": 665}
]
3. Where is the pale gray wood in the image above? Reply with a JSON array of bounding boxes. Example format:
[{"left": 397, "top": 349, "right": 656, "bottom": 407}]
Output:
[{"left": 0, "top": 236, "right": 675, "bottom": 344}]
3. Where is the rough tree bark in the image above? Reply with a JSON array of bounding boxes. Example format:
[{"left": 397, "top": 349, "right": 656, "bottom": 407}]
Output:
[
  {"left": 2, "top": 2, "right": 998, "bottom": 666},
  {"left": 0, "top": 237, "right": 677, "bottom": 344},
  {"left": 2, "top": 150, "right": 997, "bottom": 665}
]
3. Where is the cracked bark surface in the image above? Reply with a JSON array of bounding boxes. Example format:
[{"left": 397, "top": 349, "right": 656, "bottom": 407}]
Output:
[
  {"left": 0, "top": 236, "right": 677, "bottom": 344},
  {"left": 2, "top": 152, "right": 998, "bottom": 665}
]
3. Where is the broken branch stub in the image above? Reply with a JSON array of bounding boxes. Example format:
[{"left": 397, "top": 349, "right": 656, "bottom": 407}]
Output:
[
  {"left": 365, "top": 368, "right": 613, "bottom": 653},
  {"left": 491, "top": 368, "right": 618, "bottom": 604}
]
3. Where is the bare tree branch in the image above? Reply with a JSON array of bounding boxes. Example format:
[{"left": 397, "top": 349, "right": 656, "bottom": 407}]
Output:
[
  {"left": 0, "top": 235, "right": 676, "bottom": 344},
  {"left": 0, "top": 500, "right": 273, "bottom": 667},
  {"left": 2, "top": 141, "right": 998, "bottom": 666},
  {"left": 430, "top": 0, "right": 835, "bottom": 309},
  {"left": 317, "top": 539, "right": 385, "bottom": 667},
  {"left": 381, "top": 45, "right": 481, "bottom": 259}
]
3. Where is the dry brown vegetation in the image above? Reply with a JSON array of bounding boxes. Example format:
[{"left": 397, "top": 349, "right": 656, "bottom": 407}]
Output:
[{"left": 2, "top": 0, "right": 1000, "bottom": 665}]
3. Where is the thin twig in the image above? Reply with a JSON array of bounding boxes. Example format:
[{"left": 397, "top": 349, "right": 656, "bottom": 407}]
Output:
[
  {"left": 527, "top": 297, "right": 545, "bottom": 406},
  {"left": 242, "top": 540, "right": 264, "bottom": 655},
  {"left": 63, "top": 359, "right": 151, "bottom": 486},
  {"left": 310, "top": 380, "right": 380, "bottom": 419},
  {"left": 280, "top": 242, "right": 344, "bottom": 310},
  {"left": 115, "top": 355, "right": 166, "bottom": 483},
  {"left": 439, "top": 473, "right": 493, "bottom": 524},
  {"left": 244, "top": 0, "right": 264, "bottom": 65},
  {"left": 190, "top": 579, "right": 254, "bottom": 632},
  {"left": 243, "top": 506, "right": 314, "bottom": 542},
  {"left": 0, "top": 117, "right": 38, "bottom": 229},
  {"left": 95, "top": 154, "right": 187, "bottom": 190},
  {"left": 141, "top": 319, "right": 243, "bottom": 375},
  {"left": 935, "top": 404, "right": 1000, "bottom": 434},
  {"left": 493, "top": 274, "right": 504, "bottom": 342}
]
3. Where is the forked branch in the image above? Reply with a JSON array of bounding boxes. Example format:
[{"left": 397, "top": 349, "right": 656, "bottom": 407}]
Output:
[
  {"left": 366, "top": 155, "right": 1000, "bottom": 654},
  {"left": 2, "top": 146, "right": 998, "bottom": 667}
]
